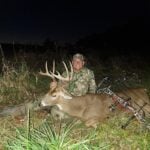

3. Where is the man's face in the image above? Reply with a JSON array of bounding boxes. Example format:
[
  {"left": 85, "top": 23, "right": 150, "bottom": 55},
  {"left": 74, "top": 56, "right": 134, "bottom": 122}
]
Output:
[{"left": 72, "top": 58, "right": 85, "bottom": 72}]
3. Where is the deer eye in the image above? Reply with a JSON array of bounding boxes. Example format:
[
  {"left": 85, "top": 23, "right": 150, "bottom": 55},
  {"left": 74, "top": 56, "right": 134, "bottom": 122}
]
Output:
[{"left": 52, "top": 94, "right": 57, "bottom": 97}]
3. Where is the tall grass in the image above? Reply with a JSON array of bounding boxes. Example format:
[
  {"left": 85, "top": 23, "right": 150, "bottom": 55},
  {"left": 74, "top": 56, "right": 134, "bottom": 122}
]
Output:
[{"left": 0, "top": 61, "right": 40, "bottom": 105}]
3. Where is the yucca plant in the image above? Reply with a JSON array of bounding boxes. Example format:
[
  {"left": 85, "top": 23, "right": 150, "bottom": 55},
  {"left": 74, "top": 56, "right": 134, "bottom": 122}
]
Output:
[{"left": 5, "top": 112, "right": 110, "bottom": 150}]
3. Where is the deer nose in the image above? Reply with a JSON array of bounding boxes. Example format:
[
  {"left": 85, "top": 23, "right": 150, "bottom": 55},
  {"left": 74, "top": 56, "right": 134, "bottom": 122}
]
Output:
[
  {"left": 38, "top": 101, "right": 45, "bottom": 107},
  {"left": 38, "top": 102, "right": 42, "bottom": 107}
]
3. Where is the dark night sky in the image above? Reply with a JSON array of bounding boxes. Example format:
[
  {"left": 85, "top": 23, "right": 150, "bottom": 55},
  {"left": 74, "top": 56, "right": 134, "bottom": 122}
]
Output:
[{"left": 0, "top": 0, "right": 146, "bottom": 44}]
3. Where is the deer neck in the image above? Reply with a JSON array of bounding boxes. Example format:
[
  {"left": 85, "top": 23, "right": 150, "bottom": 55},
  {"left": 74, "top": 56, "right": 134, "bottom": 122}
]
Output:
[{"left": 56, "top": 98, "right": 85, "bottom": 118}]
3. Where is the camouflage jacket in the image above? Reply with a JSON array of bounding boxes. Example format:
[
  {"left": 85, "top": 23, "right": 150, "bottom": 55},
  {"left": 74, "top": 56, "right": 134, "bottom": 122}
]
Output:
[{"left": 62, "top": 67, "right": 97, "bottom": 96}]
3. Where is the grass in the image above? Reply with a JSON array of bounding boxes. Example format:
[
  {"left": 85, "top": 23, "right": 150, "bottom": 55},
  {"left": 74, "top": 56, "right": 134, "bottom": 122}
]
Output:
[
  {"left": 2, "top": 113, "right": 150, "bottom": 150},
  {"left": 0, "top": 54, "right": 150, "bottom": 149},
  {"left": 0, "top": 61, "right": 37, "bottom": 105}
]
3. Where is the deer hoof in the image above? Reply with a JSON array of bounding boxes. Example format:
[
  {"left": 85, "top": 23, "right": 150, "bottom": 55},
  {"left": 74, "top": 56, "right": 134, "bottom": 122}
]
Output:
[{"left": 85, "top": 119, "right": 98, "bottom": 128}]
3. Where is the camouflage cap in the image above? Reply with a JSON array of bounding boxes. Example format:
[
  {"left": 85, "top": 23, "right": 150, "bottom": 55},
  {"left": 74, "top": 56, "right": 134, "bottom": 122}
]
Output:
[{"left": 72, "top": 53, "right": 84, "bottom": 61}]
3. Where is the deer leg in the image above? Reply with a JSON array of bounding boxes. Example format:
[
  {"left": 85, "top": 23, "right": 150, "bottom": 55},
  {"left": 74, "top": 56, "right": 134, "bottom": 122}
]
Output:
[
  {"left": 85, "top": 117, "right": 99, "bottom": 128},
  {"left": 51, "top": 106, "right": 70, "bottom": 120}
]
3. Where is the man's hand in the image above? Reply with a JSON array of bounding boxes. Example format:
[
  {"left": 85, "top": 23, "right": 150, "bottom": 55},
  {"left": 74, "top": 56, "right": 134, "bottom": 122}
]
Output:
[{"left": 50, "top": 81, "right": 57, "bottom": 89}]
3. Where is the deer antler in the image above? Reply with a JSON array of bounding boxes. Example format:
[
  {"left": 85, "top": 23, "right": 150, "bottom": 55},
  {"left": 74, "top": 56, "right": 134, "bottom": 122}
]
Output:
[
  {"left": 50, "top": 61, "right": 73, "bottom": 81},
  {"left": 39, "top": 61, "right": 55, "bottom": 80},
  {"left": 39, "top": 61, "right": 73, "bottom": 82}
]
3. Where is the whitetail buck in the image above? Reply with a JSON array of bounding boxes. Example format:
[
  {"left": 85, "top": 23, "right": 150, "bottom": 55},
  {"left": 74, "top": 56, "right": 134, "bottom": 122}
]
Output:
[{"left": 39, "top": 61, "right": 150, "bottom": 128}]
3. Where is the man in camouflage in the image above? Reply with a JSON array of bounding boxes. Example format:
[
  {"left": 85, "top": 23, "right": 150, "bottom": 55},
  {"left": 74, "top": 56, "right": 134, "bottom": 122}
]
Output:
[
  {"left": 50, "top": 53, "right": 97, "bottom": 120},
  {"left": 63, "top": 53, "right": 96, "bottom": 96}
]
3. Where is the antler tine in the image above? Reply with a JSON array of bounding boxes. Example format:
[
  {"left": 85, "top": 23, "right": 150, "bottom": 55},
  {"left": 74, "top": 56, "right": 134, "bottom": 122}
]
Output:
[
  {"left": 51, "top": 60, "right": 56, "bottom": 81},
  {"left": 39, "top": 61, "right": 54, "bottom": 78},
  {"left": 52, "top": 60, "right": 55, "bottom": 74},
  {"left": 62, "top": 61, "right": 69, "bottom": 79},
  {"left": 69, "top": 61, "right": 73, "bottom": 80},
  {"left": 50, "top": 61, "right": 73, "bottom": 81}
]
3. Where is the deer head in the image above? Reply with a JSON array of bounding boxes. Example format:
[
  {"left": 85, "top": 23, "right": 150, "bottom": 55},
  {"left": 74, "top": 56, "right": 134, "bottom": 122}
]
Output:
[{"left": 39, "top": 61, "right": 73, "bottom": 108}]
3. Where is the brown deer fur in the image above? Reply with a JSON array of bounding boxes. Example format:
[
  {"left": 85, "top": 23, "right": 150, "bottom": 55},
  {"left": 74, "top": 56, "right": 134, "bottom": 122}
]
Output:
[{"left": 41, "top": 85, "right": 150, "bottom": 128}]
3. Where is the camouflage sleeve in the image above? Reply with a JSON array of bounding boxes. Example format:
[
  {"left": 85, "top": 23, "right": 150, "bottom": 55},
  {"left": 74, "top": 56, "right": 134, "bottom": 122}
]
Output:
[{"left": 88, "top": 70, "right": 97, "bottom": 94}]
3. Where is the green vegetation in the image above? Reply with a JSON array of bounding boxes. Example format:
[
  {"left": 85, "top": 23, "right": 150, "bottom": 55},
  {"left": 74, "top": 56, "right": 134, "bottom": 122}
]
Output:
[{"left": 3, "top": 114, "right": 150, "bottom": 150}]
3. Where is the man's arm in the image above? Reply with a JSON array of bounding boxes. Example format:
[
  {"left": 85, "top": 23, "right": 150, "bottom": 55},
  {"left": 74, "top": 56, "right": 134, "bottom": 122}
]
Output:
[{"left": 88, "top": 70, "right": 97, "bottom": 93}]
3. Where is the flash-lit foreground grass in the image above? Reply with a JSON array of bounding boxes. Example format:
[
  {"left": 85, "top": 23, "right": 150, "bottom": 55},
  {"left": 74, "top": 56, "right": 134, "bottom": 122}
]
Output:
[{"left": 0, "top": 111, "right": 149, "bottom": 150}]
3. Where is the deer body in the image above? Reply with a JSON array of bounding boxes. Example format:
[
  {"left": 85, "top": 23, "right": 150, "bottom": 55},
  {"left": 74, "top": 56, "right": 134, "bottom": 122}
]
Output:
[
  {"left": 41, "top": 86, "right": 150, "bottom": 128},
  {"left": 41, "top": 88, "right": 114, "bottom": 128},
  {"left": 39, "top": 61, "right": 150, "bottom": 128}
]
